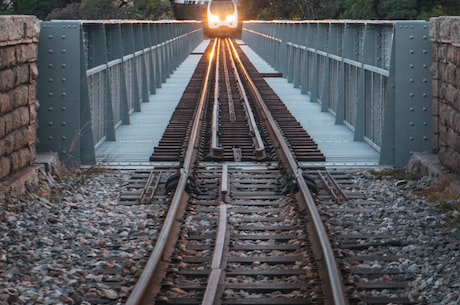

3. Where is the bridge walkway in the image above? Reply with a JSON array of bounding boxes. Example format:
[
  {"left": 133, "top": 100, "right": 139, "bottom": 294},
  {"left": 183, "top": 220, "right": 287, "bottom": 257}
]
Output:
[{"left": 96, "top": 40, "right": 379, "bottom": 168}]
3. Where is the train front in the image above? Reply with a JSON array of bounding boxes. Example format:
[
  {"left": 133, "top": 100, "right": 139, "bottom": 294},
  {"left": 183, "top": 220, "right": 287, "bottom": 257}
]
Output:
[{"left": 206, "top": 0, "right": 240, "bottom": 37}]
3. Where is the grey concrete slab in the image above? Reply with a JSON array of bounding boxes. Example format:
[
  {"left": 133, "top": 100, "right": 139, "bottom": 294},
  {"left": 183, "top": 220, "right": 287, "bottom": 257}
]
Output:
[
  {"left": 96, "top": 40, "right": 211, "bottom": 165},
  {"left": 238, "top": 42, "right": 380, "bottom": 167}
]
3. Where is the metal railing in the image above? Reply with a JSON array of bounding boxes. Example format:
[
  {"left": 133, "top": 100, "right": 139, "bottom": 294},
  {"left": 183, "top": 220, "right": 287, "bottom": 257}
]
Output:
[
  {"left": 242, "top": 20, "right": 433, "bottom": 166},
  {"left": 37, "top": 20, "right": 203, "bottom": 165}
]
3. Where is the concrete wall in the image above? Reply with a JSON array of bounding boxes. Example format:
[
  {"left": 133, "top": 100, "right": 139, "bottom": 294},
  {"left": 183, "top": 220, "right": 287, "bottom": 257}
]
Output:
[
  {"left": 430, "top": 17, "right": 460, "bottom": 175},
  {"left": 0, "top": 16, "right": 40, "bottom": 180}
]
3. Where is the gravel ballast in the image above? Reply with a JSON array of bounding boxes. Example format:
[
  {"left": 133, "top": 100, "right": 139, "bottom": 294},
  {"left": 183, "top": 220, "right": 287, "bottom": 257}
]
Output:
[{"left": 0, "top": 167, "right": 459, "bottom": 304}]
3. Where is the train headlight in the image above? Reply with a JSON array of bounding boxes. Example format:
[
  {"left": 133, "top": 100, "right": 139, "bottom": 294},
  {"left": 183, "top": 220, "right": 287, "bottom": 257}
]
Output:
[
  {"left": 209, "top": 14, "right": 219, "bottom": 24},
  {"left": 226, "top": 14, "right": 236, "bottom": 23}
]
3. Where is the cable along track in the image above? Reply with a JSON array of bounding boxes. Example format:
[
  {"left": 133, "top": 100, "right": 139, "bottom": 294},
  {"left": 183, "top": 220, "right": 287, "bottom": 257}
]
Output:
[{"left": 126, "top": 38, "right": 347, "bottom": 305}]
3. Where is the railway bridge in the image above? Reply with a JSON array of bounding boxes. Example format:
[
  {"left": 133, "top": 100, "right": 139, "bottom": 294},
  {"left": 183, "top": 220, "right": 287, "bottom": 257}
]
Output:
[
  {"left": 34, "top": 19, "right": 434, "bottom": 167},
  {"left": 3, "top": 17, "right": 448, "bottom": 172}
]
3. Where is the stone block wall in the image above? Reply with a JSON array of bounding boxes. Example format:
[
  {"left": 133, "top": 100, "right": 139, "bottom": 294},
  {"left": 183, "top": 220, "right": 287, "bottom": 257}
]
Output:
[
  {"left": 0, "top": 16, "right": 40, "bottom": 180},
  {"left": 430, "top": 17, "right": 460, "bottom": 175}
]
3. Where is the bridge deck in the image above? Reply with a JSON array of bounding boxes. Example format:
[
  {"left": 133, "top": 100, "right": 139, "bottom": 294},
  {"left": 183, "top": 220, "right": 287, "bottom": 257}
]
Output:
[{"left": 96, "top": 40, "right": 379, "bottom": 168}]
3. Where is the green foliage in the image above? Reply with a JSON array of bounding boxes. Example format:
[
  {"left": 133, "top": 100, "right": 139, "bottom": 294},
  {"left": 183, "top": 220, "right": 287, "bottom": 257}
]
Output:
[
  {"left": 337, "top": 0, "right": 458, "bottom": 20},
  {"left": 1, "top": 0, "right": 458, "bottom": 21},
  {"left": 1, "top": 0, "right": 172, "bottom": 20},
  {"left": 12, "top": 0, "right": 66, "bottom": 19},
  {"left": 241, "top": 0, "right": 458, "bottom": 20},
  {"left": 340, "top": 0, "right": 379, "bottom": 19},
  {"left": 377, "top": 0, "right": 419, "bottom": 19},
  {"left": 80, "top": 0, "right": 120, "bottom": 19},
  {"left": 122, "top": 0, "right": 172, "bottom": 20}
]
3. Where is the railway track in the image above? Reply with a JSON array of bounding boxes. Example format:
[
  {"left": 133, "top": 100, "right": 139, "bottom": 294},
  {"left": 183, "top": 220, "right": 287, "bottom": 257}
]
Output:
[
  {"left": 150, "top": 38, "right": 324, "bottom": 163},
  {"left": 154, "top": 163, "right": 325, "bottom": 304},
  {"left": 116, "top": 38, "right": 415, "bottom": 305}
]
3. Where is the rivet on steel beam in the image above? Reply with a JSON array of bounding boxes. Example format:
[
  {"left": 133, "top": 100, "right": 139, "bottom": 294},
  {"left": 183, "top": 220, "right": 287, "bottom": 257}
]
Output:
[
  {"left": 48, "top": 121, "right": 53, "bottom": 126},
  {"left": 48, "top": 107, "right": 53, "bottom": 111},
  {"left": 409, "top": 93, "right": 414, "bottom": 97},
  {"left": 423, "top": 107, "right": 427, "bottom": 111},
  {"left": 62, "top": 64, "right": 67, "bottom": 68},
  {"left": 423, "top": 122, "right": 428, "bottom": 126},
  {"left": 48, "top": 35, "right": 53, "bottom": 39},
  {"left": 409, "top": 35, "right": 414, "bottom": 39},
  {"left": 62, "top": 107, "right": 66, "bottom": 111},
  {"left": 423, "top": 93, "right": 428, "bottom": 97},
  {"left": 409, "top": 122, "right": 414, "bottom": 126},
  {"left": 409, "top": 50, "right": 414, "bottom": 54},
  {"left": 48, "top": 64, "right": 53, "bottom": 68},
  {"left": 62, "top": 92, "right": 67, "bottom": 97},
  {"left": 423, "top": 136, "right": 428, "bottom": 141},
  {"left": 409, "top": 78, "right": 414, "bottom": 83},
  {"left": 422, "top": 50, "right": 427, "bottom": 54},
  {"left": 409, "top": 64, "right": 414, "bottom": 68},
  {"left": 422, "top": 79, "right": 427, "bottom": 83},
  {"left": 48, "top": 78, "right": 53, "bottom": 83},
  {"left": 48, "top": 136, "right": 53, "bottom": 140},
  {"left": 62, "top": 136, "right": 67, "bottom": 141},
  {"left": 61, "top": 121, "right": 67, "bottom": 126},
  {"left": 409, "top": 137, "right": 414, "bottom": 141},
  {"left": 410, "top": 107, "right": 414, "bottom": 111},
  {"left": 62, "top": 49, "right": 67, "bottom": 54},
  {"left": 61, "top": 35, "right": 67, "bottom": 39},
  {"left": 423, "top": 64, "right": 427, "bottom": 68},
  {"left": 62, "top": 78, "right": 67, "bottom": 82},
  {"left": 48, "top": 92, "right": 53, "bottom": 97},
  {"left": 48, "top": 49, "right": 54, "bottom": 54}
]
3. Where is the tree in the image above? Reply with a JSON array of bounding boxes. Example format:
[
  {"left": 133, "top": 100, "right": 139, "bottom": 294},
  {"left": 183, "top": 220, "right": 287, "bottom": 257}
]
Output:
[
  {"left": 12, "top": 0, "right": 69, "bottom": 19},
  {"left": 339, "top": 0, "right": 379, "bottom": 19},
  {"left": 79, "top": 0, "right": 120, "bottom": 19},
  {"left": 377, "top": 0, "right": 419, "bottom": 19},
  {"left": 121, "top": 0, "right": 172, "bottom": 20},
  {"left": 296, "top": 0, "right": 339, "bottom": 19},
  {"left": 1, "top": 0, "right": 457, "bottom": 21}
]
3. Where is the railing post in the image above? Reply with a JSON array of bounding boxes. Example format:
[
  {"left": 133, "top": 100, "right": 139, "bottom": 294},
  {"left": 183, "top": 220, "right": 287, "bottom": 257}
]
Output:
[
  {"left": 134, "top": 23, "right": 150, "bottom": 105},
  {"left": 85, "top": 23, "right": 116, "bottom": 142},
  {"left": 37, "top": 21, "right": 96, "bottom": 165},
  {"left": 106, "top": 23, "right": 130, "bottom": 126},
  {"left": 144, "top": 23, "right": 156, "bottom": 95},
  {"left": 381, "top": 21, "right": 432, "bottom": 166}
]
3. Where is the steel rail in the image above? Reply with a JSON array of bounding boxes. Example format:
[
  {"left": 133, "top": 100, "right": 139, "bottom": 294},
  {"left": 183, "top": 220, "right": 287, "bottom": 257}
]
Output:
[
  {"left": 223, "top": 44, "right": 237, "bottom": 123},
  {"left": 318, "top": 170, "right": 347, "bottom": 203},
  {"left": 202, "top": 202, "right": 228, "bottom": 305},
  {"left": 227, "top": 38, "right": 348, "bottom": 305},
  {"left": 211, "top": 39, "right": 223, "bottom": 158},
  {"left": 125, "top": 38, "right": 219, "bottom": 305},
  {"left": 225, "top": 38, "right": 266, "bottom": 160}
]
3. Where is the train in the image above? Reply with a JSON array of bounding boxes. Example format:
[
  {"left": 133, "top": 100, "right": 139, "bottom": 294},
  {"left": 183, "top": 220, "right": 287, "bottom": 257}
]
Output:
[
  {"left": 170, "top": 0, "right": 241, "bottom": 37},
  {"left": 206, "top": 0, "right": 239, "bottom": 36}
]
